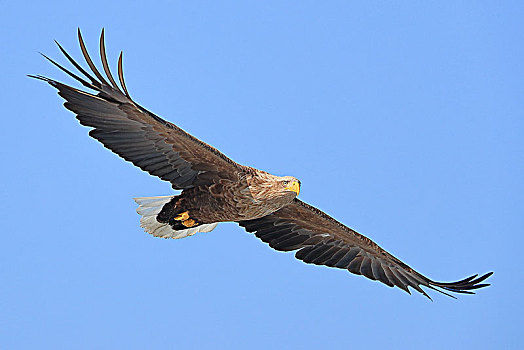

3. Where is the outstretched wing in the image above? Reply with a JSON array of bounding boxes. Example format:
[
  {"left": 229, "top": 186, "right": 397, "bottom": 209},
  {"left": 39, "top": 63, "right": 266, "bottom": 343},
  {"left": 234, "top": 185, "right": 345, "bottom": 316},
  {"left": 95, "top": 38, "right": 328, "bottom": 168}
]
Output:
[
  {"left": 31, "top": 29, "right": 242, "bottom": 189},
  {"left": 239, "top": 199, "right": 492, "bottom": 299}
]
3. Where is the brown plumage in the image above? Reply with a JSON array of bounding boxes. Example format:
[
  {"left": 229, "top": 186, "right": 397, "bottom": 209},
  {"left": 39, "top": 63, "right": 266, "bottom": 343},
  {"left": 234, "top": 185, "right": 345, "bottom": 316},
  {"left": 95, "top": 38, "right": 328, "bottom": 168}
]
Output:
[{"left": 31, "top": 29, "right": 493, "bottom": 299}]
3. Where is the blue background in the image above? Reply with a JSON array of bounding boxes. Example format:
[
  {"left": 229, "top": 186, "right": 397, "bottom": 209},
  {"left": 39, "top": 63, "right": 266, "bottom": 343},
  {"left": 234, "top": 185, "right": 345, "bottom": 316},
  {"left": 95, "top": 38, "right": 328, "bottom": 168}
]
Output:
[{"left": 2, "top": 1, "right": 522, "bottom": 349}]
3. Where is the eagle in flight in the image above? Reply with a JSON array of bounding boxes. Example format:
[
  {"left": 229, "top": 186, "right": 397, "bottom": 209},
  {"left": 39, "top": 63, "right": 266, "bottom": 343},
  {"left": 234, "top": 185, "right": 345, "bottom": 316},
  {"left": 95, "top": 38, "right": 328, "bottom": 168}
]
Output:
[{"left": 32, "top": 29, "right": 492, "bottom": 299}]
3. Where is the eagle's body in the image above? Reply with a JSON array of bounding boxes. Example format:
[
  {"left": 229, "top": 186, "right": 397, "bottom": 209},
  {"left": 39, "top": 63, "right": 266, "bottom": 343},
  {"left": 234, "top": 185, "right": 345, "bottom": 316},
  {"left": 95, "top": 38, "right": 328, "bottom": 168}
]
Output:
[
  {"left": 32, "top": 29, "right": 492, "bottom": 299},
  {"left": 157, "top": 171, "right": 299, "bottom": 227}
]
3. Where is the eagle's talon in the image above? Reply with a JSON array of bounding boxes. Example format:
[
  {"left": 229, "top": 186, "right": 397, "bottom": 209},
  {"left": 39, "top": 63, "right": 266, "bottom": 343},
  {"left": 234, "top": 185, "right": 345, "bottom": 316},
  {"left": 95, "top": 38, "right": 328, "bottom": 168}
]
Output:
[
  {"left": 174, "top": 211, "right": 190, "bottom": 221},
  {"left": 182, "top": 219, "right": 196, "bottom": 227}
]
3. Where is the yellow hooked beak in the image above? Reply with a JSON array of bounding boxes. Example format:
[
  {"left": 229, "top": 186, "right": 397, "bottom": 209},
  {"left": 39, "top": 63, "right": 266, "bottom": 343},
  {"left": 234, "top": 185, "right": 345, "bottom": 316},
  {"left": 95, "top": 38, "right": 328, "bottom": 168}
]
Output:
[{"left": 285, "top": 181, "right": 301, "bottom": 196}]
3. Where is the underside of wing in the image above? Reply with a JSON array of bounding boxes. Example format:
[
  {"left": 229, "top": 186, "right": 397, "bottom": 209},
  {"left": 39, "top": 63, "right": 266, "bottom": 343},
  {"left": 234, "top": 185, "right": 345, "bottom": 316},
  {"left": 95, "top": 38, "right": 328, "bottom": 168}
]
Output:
[
  {"left": 31, "top": 29, "right": 242, "bottom": 190},
  {"left": 239, "top": 199, "right": 492, "bottom": 299}
]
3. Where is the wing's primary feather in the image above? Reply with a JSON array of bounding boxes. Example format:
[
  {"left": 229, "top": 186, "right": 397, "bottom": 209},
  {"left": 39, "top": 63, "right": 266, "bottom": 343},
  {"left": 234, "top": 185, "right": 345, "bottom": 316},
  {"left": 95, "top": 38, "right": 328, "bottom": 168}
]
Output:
[
  {"left": 30, "top": 29, "right": 243, "bottom": 190},
  {"left": 239, "top": 199, "right": 493, "bottom": 299}
]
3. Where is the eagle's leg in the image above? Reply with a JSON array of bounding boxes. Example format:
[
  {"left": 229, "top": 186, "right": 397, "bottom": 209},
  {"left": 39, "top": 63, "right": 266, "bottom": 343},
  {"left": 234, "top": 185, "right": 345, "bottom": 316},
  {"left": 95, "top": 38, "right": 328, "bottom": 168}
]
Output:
[
  {"left": 182, "top": 219, "right": 197, "bottom": 227},
  {"left": 156, "top": 194, "right": 204, "bottom": 229},
  {"left": 174, "top": 211, "right": 190, "bottom": 221},
  {"left": 173, "top": 211, "right": 198, "bottom": 227}
]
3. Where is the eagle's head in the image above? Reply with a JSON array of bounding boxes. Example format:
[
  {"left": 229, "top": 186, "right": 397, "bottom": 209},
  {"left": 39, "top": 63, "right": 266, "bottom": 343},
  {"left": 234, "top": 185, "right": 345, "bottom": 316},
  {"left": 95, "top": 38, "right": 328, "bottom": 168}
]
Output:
[
  {"left": 249, "top": 173, "right": 301, "bottom": 203},
  {"left": 280, "top": 176, "right": 301, "bottom": 197}
]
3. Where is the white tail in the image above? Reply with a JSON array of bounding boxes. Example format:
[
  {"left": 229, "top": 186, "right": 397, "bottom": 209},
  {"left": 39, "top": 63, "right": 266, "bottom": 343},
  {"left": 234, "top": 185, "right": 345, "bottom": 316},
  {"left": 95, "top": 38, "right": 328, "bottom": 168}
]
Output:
[{"left": 134, "top": 196, "right": 218, "bottom": 239}]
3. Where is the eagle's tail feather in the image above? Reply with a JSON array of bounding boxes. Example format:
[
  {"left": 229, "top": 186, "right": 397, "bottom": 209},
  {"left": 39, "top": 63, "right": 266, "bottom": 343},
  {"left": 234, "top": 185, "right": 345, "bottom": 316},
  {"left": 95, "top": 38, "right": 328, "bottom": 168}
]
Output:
[{"left": 134, "top": 196, "right": 218, "bottom": 239}]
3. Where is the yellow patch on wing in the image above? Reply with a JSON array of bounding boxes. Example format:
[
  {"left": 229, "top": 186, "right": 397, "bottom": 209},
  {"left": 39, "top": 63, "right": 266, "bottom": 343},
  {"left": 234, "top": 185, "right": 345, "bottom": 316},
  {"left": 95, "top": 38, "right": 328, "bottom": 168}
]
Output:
[{"left": 174, "top": 211, "right": 190, "bottom": 221}]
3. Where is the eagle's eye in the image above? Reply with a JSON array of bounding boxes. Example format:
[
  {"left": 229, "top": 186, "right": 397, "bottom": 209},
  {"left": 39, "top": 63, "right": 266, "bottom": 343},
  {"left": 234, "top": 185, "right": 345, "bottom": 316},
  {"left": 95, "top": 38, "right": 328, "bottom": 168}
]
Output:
[{"left": 282, "top": 180, "right": 289, "bottom": 186}]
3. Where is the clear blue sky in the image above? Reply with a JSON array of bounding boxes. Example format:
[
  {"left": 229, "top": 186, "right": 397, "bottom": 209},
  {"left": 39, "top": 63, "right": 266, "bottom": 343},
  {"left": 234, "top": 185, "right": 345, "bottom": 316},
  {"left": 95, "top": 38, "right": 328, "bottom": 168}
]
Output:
[{"left": 1, "top": 1, "right": 522, "bottom": 349}]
